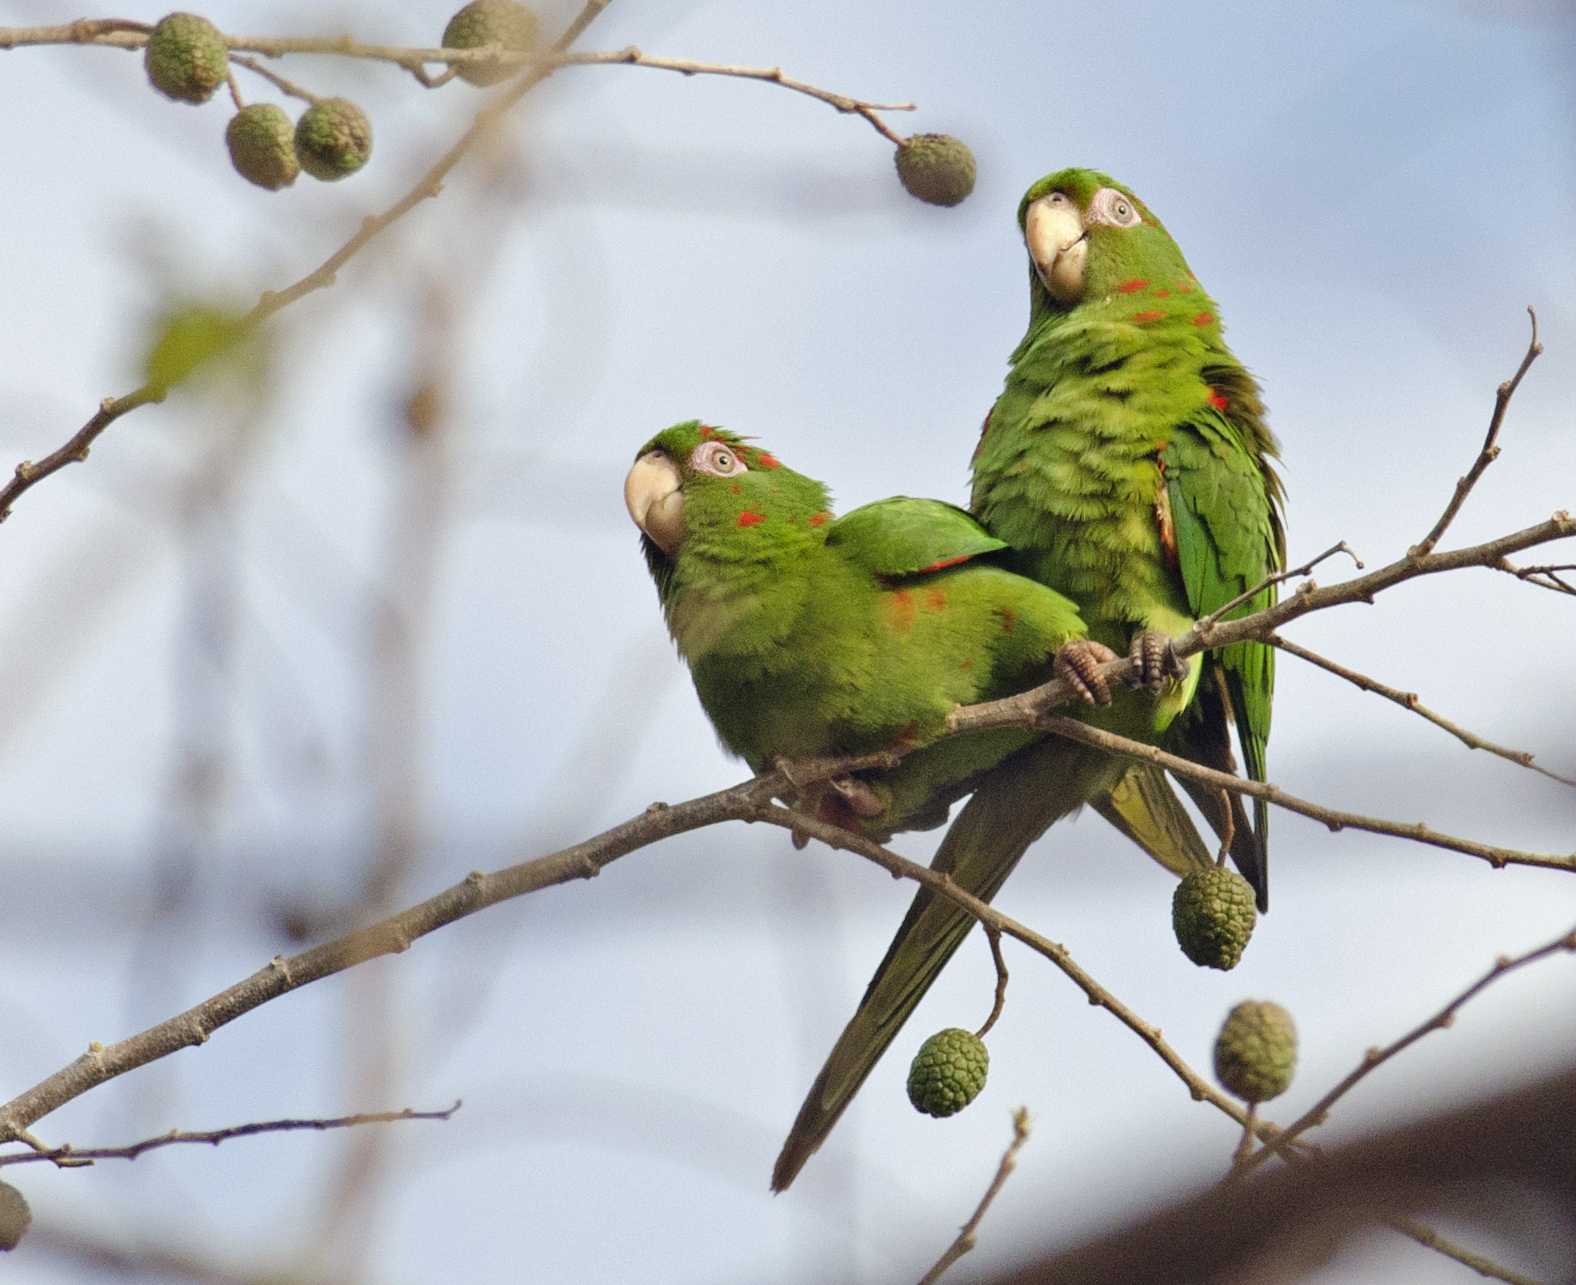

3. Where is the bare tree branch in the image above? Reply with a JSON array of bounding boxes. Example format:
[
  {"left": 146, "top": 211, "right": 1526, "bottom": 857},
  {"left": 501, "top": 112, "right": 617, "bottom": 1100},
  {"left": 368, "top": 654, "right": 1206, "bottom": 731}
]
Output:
[
  {"left": 1034, "top": 714, "right": 1574, "bottom": 873},
  {"left": 0, "top": 1102, "right": 460, "bottom": 1168},
  {"left": 1237, "top": 925, "right": 1576, "bottom": 1175},
  {"left": 918, "top": 1108, "right": 1033, "bottom": 1285},
  {"left": 1271, "top": 634, "right": 1576, "bottom": 788}
]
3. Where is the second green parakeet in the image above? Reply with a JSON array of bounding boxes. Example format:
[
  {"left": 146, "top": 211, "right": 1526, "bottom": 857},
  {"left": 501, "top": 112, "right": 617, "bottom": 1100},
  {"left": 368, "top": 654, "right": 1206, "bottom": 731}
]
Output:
[{"left": 624, "top": 420, "right": 1087, "bottom": 837}]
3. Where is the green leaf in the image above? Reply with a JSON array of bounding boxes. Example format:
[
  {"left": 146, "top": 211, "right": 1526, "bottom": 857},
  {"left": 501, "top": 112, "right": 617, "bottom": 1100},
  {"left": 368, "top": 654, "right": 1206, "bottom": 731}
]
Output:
[{"left": 142, "top": 305, "right": 254, "bottom": 394}]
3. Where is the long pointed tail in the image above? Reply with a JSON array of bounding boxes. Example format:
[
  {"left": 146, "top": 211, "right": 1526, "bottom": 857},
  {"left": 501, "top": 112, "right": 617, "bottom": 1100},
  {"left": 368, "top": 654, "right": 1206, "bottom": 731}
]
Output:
[{"left": 771, "top": 737, "right": 1123, "bottom": 1192}]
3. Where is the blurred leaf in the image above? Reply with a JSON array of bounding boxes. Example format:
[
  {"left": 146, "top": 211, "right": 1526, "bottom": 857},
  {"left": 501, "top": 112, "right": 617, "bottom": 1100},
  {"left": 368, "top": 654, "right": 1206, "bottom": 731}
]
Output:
[{"left": 141, "top": 304, "right": 262, "bottom": 395}]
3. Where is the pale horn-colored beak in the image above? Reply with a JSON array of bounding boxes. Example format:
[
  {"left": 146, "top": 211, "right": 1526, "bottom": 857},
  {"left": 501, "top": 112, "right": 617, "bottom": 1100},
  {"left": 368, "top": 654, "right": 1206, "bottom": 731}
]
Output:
[
  {"left": 1025, "top": 197, "right": 1087, "bottom": 304},
  {"left": 624, "top": 450, "right": 686, "bottom": 556}
]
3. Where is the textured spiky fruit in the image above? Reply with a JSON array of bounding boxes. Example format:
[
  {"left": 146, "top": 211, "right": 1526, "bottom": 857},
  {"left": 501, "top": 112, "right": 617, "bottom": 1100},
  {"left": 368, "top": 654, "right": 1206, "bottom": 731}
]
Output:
[
  {"left": 294, "top": 98, "right": 372, "bottom": 181},
  {"left": 225, "top": 103, "right": 299, "bottom": 190},
  {"left": 894, "top": 133, "right": 976, "bottom": 207},
  {"left": 443, "top": 0, "right": 539, "bottom": 87},
  {"left": 1173, "top": 866, "right": 1257, "bottom": 970},
  {"left": 906, "top": 1028, "right": 988, "bottom": 1117},
  {"left": 0, "top": 1181, "right": 30, "bottom": 1251},
  {"left": 144, "top": 12, "right": 229, "bottom": 104},
  {"left": 1214, "top": 1001, "right": 1297, "bottom": 1103}
]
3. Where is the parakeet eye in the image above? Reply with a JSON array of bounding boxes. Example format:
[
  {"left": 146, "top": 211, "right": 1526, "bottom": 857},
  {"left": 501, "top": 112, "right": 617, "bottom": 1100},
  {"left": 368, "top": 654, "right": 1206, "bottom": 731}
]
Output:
[
  {"left": 690, "top": 441, "right": 749, "bottom": 477},
  {"left": 1087, "top": 186, "right": 1143, "bottom": 228}
]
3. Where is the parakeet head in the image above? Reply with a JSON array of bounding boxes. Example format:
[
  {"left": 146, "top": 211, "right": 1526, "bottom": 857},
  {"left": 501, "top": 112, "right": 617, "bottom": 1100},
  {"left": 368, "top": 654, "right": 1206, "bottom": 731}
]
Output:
[
  {"left": 624, "top": 421, "right": 831, "bottom": 574},
  {"left": 1016, "top": 168, "right": 1193, "bottom": 310}
]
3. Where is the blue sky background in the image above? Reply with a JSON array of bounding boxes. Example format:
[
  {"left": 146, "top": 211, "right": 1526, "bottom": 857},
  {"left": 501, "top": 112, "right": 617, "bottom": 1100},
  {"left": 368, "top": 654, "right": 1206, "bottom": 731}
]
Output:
[{"left": 0, "top": 0, "right": 1573, "bottom": 1281}]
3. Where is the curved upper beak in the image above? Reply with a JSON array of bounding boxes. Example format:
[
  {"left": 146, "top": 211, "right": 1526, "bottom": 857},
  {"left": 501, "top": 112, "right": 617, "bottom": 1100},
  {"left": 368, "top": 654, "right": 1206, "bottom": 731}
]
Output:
[
  {"left": 1025, "top": 197, "right": 1087, "bottom": 304},
  {"left": 625, "top": 450, "right": 685, "bottom": 556}
]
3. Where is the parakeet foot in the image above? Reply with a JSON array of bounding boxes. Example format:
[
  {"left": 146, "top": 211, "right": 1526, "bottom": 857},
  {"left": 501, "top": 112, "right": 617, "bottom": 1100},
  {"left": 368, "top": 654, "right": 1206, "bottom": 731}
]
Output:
[
  {"left": 1125, "top": 629, "right": 1188, "bottom": 696},
  {"left": 1053, "top": 638, "right": 1121, "bottom": 706}
]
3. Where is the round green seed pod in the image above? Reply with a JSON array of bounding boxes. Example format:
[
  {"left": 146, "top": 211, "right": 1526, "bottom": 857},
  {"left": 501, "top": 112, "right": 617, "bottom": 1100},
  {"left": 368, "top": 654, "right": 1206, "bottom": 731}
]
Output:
[
  {"left": 1173, "top": 866, "right": 1257, "bottom": 971},
  {"left": 442, "top": 0, "right": 539, "bottom": 87},
  {"left": 145, "top": 12, "right": 229, "bottom": 104},
  {"left": 894, "top": 133, "right": 977, "bottom": 207},
  {"left": 0, "top": 1181, "right": 30, "bottom": 1251},
  {"left": 906, "top": 1028, "right": 988, "bottom": 1118},
  {"left": 225, "top": 103, "right": 299, "bottom": 190},
  {"left": 1214, "top": 1001, "right": 1297, "bottom": 1103},
  {"left": 294, "top": 98, "right": 373, "bottom": 181}
]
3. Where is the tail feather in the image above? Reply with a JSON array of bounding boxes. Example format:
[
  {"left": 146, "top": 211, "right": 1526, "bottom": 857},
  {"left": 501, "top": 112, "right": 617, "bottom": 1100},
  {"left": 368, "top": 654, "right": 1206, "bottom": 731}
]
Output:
[
  {"left": 1169, "top": 663, "right": 1268, "bottom": 910},
  {"left": 771, "top": 737, "right": 1122, "bottom": 1192},
  {"left": 1089, "top": 763, "right": 1214, "bottom": 877}
]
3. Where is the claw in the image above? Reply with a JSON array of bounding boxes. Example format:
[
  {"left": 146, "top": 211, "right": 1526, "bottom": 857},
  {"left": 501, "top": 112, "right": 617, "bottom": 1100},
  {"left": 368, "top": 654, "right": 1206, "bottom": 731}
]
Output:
[
  {"left": 1125, "top": 629, "right": 1188, "bottom": 696},
  {"left": 829, "top": 774, "right": 886, "bottom": 818},
  {"left": 1054, "top": 638, "right": 1121, "bottom": 707}
]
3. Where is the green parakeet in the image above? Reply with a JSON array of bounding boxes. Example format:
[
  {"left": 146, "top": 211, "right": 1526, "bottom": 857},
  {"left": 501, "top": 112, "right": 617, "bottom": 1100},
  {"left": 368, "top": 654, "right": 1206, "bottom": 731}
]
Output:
[
  {"left": 624, "top": 420, "right": 1089, "bottom": 841},
  {"left": 770, "top": 170, "right": 1284, "bottom": 1192}
]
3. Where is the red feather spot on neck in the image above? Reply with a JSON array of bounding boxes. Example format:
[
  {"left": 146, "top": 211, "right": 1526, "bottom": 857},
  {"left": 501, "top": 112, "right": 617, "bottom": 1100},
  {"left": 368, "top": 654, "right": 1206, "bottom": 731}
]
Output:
[
  {"left": 698, "top": 425, "right": 714, "bottom": 438},
  {"left": 999, "top": 607, "right": 1016, "bottom": 634},
  {"left": 730, "top": 484, "right": 741, "bottom": 494},
  {"left": 894, "top": 721, "right": 919, "bottom": 747},
  {"left": 1133, "top": 309, "right": 1165, "bottom": 324},
  {"left": 737, "top": 509, "right": 766, "bottom": 528},
  {"left": 959, "top": 655, "right": 973, "bottom": 673},
  {"left": 922, "top": 588, "right": 948, "bottom": 614},
  {"left": 1153, "top": 288, "right": 1170, "bottom": 299},
  {"left": 809, "top": 511, "right": 829, "bottom": 528},
  {"left": 1175, "top": 283, "right": 1194, "bottom": 294},
  {"left": 1208, "top": 387, "right": 1229, "bottom": 411},
  {"left": 1191, "top": 311, "right": 1215, "bottom": 327},
  {"left": 753, "top": 452, "right": 782, "bottom": 470},
  {"left": 1117, "top": 278, "right": 1150, "bottom": 295}
]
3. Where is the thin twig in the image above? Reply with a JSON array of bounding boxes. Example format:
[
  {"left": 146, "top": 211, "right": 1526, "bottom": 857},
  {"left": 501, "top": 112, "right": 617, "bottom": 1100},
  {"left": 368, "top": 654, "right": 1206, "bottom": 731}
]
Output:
[
  {"left": 916, "top": 1108, "right": 1033, "bottom": 1285},
  {"left": 0, "top": 25, "right": 917, "bottom": 144},
  {"left": 231, "top": 52, "right": 319, "bottom": 103},
  {"left": 0, "top": 1102, "right": 461, "bottom": 1168},
  {"left": 0, "top": 385, "right": 162, "bottom": 522},
  {"left": 975, "top": 927, "right": 1009, "bottom": 1040},
  {"left": 1503, "top": 561, "right": 1576, "bottom": 596},
  {"left": 1412, "top": 308, "right": 1543, "bottom": 557},
  {"left": 1197, "top": 540, "right": 1363, "bottom": 631},
  {"left": 1382, "top": 1216, "right": 1549, "bottom": 1285},
  {"left": 1272, "top": 635, "right": 1576, "bottom": 788},
  {"left": 1230, "top": 1103, "right": 1258, "bottom": 1171},
  {"left": 1036, "top": 714, "right": 1574, "bottom": 873},
  {"left": 1238, "top": 925, "right": 1576, "bottom": 1175}
]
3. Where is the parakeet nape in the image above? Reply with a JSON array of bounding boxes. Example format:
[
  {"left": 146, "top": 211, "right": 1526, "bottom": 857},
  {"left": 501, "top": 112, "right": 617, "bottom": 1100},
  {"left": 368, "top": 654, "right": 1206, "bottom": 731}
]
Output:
[
  {"left": 623, "top": 419, "right": 1089, "bottom": 839},
  {"left": 973, "top": 168, "right": 1285, "bottom": 907},
  {"left": 770, "top": 171, "right": 1284, "bottom": 1193}
]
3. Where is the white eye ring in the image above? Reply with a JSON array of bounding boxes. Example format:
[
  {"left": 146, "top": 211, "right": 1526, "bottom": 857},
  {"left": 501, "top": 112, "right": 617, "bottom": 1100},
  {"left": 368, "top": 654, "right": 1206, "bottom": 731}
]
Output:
[
  {"left": 690, "top": 440, "right": 749, "bottom": 477},
  {"left": 1087, "top": 186, "right": 1143, "bottom": 228}
]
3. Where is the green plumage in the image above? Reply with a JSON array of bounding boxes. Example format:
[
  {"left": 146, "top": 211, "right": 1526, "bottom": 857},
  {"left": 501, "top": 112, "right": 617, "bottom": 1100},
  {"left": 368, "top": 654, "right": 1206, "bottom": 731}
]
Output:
[
  {"left": 771, "top": 170, "right": 1284, "bottom": 1193},
  {"left": 631, "top": 421, "right": 1086, "bottom": 840}
]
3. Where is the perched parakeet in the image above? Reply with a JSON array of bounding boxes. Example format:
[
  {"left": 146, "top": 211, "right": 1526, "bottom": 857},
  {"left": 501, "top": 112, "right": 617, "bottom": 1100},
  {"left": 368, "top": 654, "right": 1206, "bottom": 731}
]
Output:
[
  {"left": 771, "top": 170, "right": 1284, "bottom": 1192},
  {"left": 624, "top": 420, "right": 1090, "bottom": 842}
]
